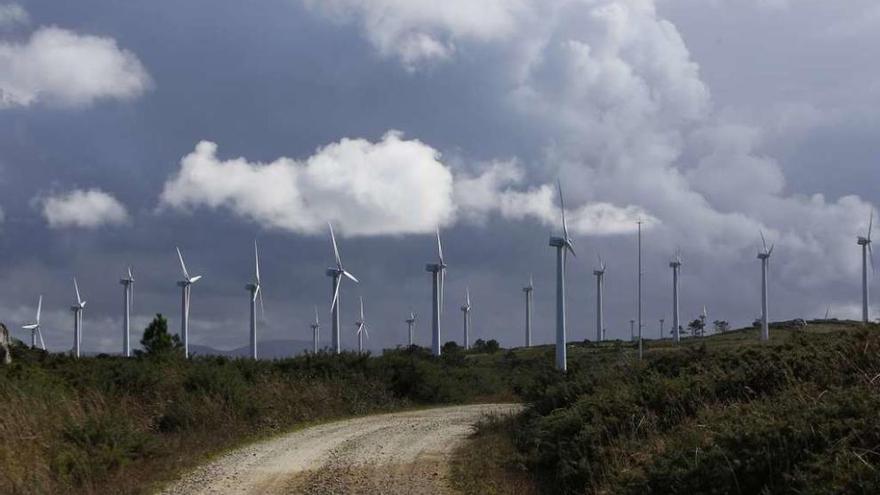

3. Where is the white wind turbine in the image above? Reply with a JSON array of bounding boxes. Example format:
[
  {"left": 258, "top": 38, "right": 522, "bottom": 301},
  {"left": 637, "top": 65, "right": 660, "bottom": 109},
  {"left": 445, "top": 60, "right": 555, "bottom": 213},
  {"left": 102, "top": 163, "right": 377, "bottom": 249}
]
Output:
[
  {"left": 176, "top": 248, "right": 202, "bottom": 358},
  {"left": 593, "top": 255, "right": 606, "bottom": 342},
  {"left": 311, "top": 306, "right": 320, "bottom": 354},
  {"left": 858, "top": 211, "right": 873, "bottom": 324},
  {"left": 406, "top": 311, "right": 417, "bottom": 347},
  {"left": 549, "top": 180, "right": 575, "bottom": 371},
  {"left": 669, "top": 250, "right": 682, "bottom": 343},
  {"left": 522, "top": 275, "right": 534, "bottom": 347},
  {"left": 326, "top": 223, "right": 359, "bottom": 355},
  {"left": 120, "top": 267, "right": 134, "bottom": 357},
  {"left": 700, "top": 305, "right": 708, "bottom": 337},
  {"left": 22, "top": 295, "right": 45, "bottom": 350},
  {"left": 460, "top": 288, "right": 471, "bottom": 350},
  {"left": 246, "top": 241, "right": 265, "bottom": 359},
  {"left": 355, "top": 296, "right": 369, "bottom": 354},
  {"left": 71, "top": 278, "right": 86, "bottom": 358},
  {"left": 758, "top": 231, "right": 774, "bottom": 341},
  {"left": 425, "top": 228, "right": 447, "bottom": 357}
]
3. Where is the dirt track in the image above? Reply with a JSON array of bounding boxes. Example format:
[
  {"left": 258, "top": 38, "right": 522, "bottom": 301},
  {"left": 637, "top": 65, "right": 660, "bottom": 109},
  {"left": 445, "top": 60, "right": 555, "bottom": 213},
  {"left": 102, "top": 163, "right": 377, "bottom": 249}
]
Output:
[{"left": 158, "top": 403, "right": 519, "bottom": 495}]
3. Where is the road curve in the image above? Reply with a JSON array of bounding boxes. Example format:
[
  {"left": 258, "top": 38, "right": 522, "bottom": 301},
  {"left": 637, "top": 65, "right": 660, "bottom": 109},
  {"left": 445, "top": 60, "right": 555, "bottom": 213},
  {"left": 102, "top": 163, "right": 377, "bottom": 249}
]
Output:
[{"left": 159, "top": 403, "right": 520, "bottom": 495}]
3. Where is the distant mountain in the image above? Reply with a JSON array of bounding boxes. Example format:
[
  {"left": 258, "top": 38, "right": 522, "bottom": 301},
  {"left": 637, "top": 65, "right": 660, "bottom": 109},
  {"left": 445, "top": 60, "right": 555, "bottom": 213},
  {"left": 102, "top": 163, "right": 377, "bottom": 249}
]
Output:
[{"left": 189, "top": 339, "right": 314, "bottom": 359}]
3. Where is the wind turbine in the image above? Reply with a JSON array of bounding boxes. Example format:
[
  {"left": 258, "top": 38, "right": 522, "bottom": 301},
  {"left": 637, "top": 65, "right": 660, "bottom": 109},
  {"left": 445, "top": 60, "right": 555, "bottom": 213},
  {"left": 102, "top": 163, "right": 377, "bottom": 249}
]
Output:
[
  {"left": 858, "top": 210, "right": 873, "bottom": 324},
  {"left": 758, "top": 231, "right": 774, "bottom": 341},
  {"left": 522, "top": 275, "right": 534, "bottom": 347},
  {"left": 311, "top": 306, "right": 320, "bottom": 354},
  {"left": 460, "top": 288, "right": 471, "bottom": 350},
  {"left": 593, "top": 255, "right": 606, "bottom": 342},
  {"left": 354, "top": 296, "right": 368, "bottom": 354},
  {"left": 71, "top": 278, "right": 86, "bottom": 358},
  {"left": 405, "top": 311, "right": 417, "bottom": 347},
  {"left": 176, "top": 247, "right": 202, "bottom": 358},
  {"left": 120, "top": 267, "right": 134, "bottom": 357},
  {"left": 245, "top": 240, "right": 265, "bottom": 359},
  {"left": 659, "top": 318, "right": 665, "bottom": 340},
  {"left": 425, "top": 228, "right": 447, "bottom": 357},
  {"left": 326, "top": 223, "right": 359, "bottom": 355},
  {"left": 669, "top": 250, "right": 682, "bottom": 343},
  {"left": 549, "top": 180, "right": 575, "bottom": 371},
  {"left": 22, "top": 295, "right": 45, "bottom": 350},
  {"left": 630, "top": 319, "right": 635, "bottom": 342},
  {"left": 636, "top": 219, "right": 643, "bottom": 359}
]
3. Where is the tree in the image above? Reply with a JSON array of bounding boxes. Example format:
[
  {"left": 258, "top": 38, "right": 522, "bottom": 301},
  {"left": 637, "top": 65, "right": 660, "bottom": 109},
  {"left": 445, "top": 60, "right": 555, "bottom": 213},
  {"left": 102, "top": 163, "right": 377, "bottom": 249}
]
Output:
[
  {"left": 473, "top": 339, "right": 500, "bottom": 354},
  {"left": 687, "top": 318, "right": 705, "bottom": 337},
  {"left": 713, "top": 320, "right": 730, "bottom": 333},
  {"left": 140, "top": 314, "right": 182, "bottom": 356}
]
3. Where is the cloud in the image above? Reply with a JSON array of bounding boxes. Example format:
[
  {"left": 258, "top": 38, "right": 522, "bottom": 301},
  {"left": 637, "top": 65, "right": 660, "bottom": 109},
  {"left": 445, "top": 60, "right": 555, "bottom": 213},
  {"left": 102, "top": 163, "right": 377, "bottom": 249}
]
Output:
[
  {"left": 454, "top": 160, "right": 656, "bottom": 235},
  {"left": 0, "top": 26, "right": 152, "bottom": 108},
  {"left": 159, "top": 133, "right": 653, "bottom": 237},
  {"left": 302, "top": 0, "right": 528, "bottom": 67},
  {"left": 0, "top": 4, "right": 28, "bottom": 28},
  {"left": 40, "top": 189, "right": 129, "bottom": 229},
  {"left": 160, "top": 132, "right": 456, "bottom": 237}
]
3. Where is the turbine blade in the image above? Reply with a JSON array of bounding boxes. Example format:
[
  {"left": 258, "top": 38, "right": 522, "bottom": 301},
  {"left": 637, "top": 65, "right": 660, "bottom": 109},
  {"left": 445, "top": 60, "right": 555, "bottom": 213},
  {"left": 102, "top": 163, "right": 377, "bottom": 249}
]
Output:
[
  {"left": 37, "top": 327, "right": 46, "bottom": 350},
  {"left": 36, "top": 295, "right": 42, "bottom": 323},
  {"left": 466, "top": 287, "right": 470, "bottom": 307},
  {"left": 329, "top": 222, "right": 342, "bottom": 268},
  {"left": 22, "top": 324, "right": 37, "bottom": 330},
  {"left": 343, "top": 270, "right": 359, "bottom": 284},
  {"left": 557, "top": 178, "right": 569, "bottom": 239},
  {"left": 824, "top": 305, "right": 830, "bottom": 319},
  {"left": 176, "top": 247, "right": 190, "bottom": 280},
  {"left": 359, "top": 296, "right": 365, "bottom": 320},
  {"left": 189, "top": 275, "right": 202, "bottom": 284},
  {"left": 869, "top": 243, "right": 875, "bottom": 272},
  {"left": 254, "top": 239, "right": 261, "bottom": 284},
  {"left": 128, "top": 266, "right": 134, "bottom": 281},
  {"left": 330, "top": 276, "right": 342, "bottom": 312},
  {"left": 314, "top": 305, "right": 319, "bottom": 325},
  {"left": 74, "top": 278, "right": 81, "bottom": 305},
  {"left": 768, "top": 243, "right": 775, "bottom": 256},
  {"left": 258, "top": 287, "right": 265, "bottom": 321},
  {"left": 436, "top": 228, "right": 444, "bottom": 264},
  {"left": 760, "top": 231, "right": 767, "bottom": 253},
  {"left": 439, "top": 268, "right": 446, "bottom": 314},
  {"left": 363, "top": 324, "right": 369, "bottom": 339},
  {"left": 566, "top": 242, "right": 577, "bottom": 258},
  {"left": 529, "top": 273, "right": 534, "bottom": 288},
  {"left": 869, "top": 210, "right": 874, "bottom": 241}
]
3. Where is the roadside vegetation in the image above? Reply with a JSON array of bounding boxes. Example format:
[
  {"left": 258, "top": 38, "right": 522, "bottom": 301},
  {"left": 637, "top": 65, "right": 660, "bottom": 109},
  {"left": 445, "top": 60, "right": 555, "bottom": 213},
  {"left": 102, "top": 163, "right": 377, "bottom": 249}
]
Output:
[
  {"left": 454, "top": 320, "right": 880, "bottom": 494},
  {"left": 0, "top": 315, "right": 544, "bottom": 494}
]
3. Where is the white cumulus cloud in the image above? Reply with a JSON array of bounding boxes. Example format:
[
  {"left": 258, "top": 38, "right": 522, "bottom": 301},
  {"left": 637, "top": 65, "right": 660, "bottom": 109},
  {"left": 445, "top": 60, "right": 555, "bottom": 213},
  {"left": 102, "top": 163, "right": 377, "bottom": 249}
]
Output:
[
  {"left": 302, "top": 0, "right": 528, "bottom": 67},
  {"left": 159, "top": 133, "right": 653, "bottom": 237},
  {"left": 0, "top": 26, "right": 152, "bottom": 108},
  {"left": 0, "top": 4, "right": 28, "bottom": 28},
  {"left": 40, "top": 189, "right": 129, "bottom": 229}
]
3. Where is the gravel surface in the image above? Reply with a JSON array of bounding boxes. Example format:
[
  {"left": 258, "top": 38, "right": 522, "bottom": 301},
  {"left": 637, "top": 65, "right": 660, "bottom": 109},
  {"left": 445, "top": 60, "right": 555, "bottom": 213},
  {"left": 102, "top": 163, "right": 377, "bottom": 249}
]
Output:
[{"left": 158, "top": 403, "right": 520, "bottom": 495}]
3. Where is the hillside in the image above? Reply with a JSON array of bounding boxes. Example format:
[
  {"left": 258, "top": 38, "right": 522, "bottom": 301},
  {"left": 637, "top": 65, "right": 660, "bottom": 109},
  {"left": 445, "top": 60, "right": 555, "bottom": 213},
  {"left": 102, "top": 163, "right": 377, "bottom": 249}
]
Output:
[{"left": 453, "top": 320, "right": 880, "bottom": 494}]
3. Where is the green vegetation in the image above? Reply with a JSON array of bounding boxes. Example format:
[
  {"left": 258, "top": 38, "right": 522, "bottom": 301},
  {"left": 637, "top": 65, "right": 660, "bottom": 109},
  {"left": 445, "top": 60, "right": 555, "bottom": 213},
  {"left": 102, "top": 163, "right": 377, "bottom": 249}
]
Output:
[
  {"left": 0, "top": 329, "right": 546, "bottom": 494},
  {"left": 464, "top": 321, "right": 880, "bottom": 494}
]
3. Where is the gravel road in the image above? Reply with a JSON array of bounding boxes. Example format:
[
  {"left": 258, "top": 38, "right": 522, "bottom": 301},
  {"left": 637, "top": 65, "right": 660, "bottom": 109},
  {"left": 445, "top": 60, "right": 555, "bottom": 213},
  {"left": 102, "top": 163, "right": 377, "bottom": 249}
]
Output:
[{"left": 158, "top": 403, "right": 520, "bottom": 495}]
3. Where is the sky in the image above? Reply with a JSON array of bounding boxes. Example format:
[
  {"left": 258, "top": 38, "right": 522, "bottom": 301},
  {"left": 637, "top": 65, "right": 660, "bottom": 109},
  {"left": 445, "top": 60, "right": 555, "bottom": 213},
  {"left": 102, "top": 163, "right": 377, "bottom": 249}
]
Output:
[{"left": 0, "top": 0, "right": 878, "bottom": 354}]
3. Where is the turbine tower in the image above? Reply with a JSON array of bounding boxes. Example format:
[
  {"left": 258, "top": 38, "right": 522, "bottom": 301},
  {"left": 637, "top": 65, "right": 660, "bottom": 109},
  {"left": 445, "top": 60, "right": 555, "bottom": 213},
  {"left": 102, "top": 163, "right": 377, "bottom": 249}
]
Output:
[
  {"left": 120, "top": 267, "right": 134, "bottom": 357},
  {"left": 549, "top": 180, "right": 575, "bottom": 371},
  {"left": 700, "top": 306, "right": 708, "bottom": 337},
  {"left": 637, "top": 219, "right": 643, "bottom": 359},
  {"left": 425, "top": 229, "right": 447, "bottom": 357},
  {"left": 522, "top": 276, "right": 533, "bottom": 347},
  {"left": 858, "top": 211, "right": 873, "bottom": 324},
  {"left": 669, "top": 250, "right": 682, "bottom": 343},
  {"left": 22, "top": 295, "right": 45, "bottom": 350},
  {"left": 246, "top": 241, "right": 264, "bottom": 360},
  {"left": 593, "top": 255, "right": 606, "bottom": 342},
  {"left": 460, "top": 288, "right": 471, "bottom": 350},
  {"left": 311, "top": 306, "right": 320, "bottom": 354},
  {"left": 71, "top": 279, "right": 86, "bottom": 358},
  {"left": 327, "top": 223, "right": 359, "bottom": 355},
  {"left": 354, "top": 296, "right": 368, "bottom": 354},
  {"left": 406, "top": 311, "right": 417, "bottom": 347},
  {"left": 176, "top": 248, "right": 202, "bottom": 358},
  {"left": 659, "top": 318, "right": 665, "bottom": 340},
  {"left": 758, "top": 232, "right": 774, "bottom": 341},
  {"left": 630, "top": 319, "right": 635, "bottom": 342}
]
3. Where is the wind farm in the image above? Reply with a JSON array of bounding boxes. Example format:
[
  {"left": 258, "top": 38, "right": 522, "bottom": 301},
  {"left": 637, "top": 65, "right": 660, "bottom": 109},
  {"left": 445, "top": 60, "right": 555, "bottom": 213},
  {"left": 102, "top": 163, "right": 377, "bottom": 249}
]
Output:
[{"left": 1, "top": 2, "right": 878, "bottom": 493}]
